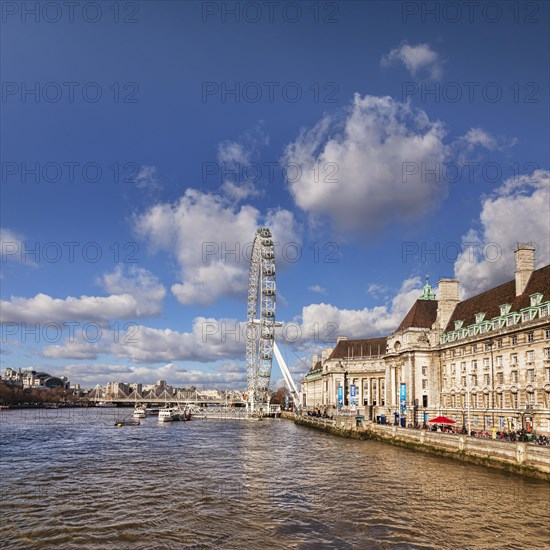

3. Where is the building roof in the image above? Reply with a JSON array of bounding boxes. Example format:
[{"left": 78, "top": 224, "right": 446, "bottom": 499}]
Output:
[
  {"left": 397, "top": 299, "right": 439, "bottom": 331},
  {"left": 310, "top": 360, "right": 322, "bottom": 372},
  {"left": 445, "top": 264, "right": 550, "bottom": 332},
  {"left": 329, "top": 337, "right": 387, "bottom": 360}
]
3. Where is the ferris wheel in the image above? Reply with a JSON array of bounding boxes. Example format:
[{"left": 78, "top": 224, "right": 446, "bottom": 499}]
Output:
[
  {"left": 246, "top": 227, "right": 276, "bottom": 412},
  {"left": 245, "top": 228, "right": 301, "bottom": 414}
]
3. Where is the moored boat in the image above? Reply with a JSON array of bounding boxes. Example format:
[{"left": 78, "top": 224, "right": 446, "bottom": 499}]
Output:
[
  {"left": 114, "top": 419, "right": 140, "bottom": 427},
  {"left": 158, "top": 406, "right": 191, "bottom": 422},
  {"left": 133, "top": 407, "right": 148, "bottom": 418}
]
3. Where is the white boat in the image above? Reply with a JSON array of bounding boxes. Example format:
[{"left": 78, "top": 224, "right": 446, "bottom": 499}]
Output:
[
  {"left": 97, "top": 401, "right": 116, "bottom": 408},
  {"left": 133, "top": 407, "right": 147, "bottom": 418},
  {"left": 158, "top": 406, "right": 191, "bottom": 422}
]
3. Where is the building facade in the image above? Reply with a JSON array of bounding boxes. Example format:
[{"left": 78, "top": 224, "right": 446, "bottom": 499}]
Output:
[{"left": 302, "top": 245, "right": 550, "bottom": 434}]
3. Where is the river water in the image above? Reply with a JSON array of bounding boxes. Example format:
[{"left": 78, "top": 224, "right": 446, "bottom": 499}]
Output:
[{"left": 1, "top": 408, "right": 549, "bottom": 549}]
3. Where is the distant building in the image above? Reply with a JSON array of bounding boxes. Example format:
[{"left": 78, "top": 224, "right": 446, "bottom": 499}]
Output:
[
  {"left": 2, "top": 368, "right": 69, "bottom": 390},
  {"left": 302, "top": 244, "right": 550, "bottom": 434}
]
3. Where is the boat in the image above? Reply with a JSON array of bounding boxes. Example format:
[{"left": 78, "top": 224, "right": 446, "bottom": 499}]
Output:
[
  {"left": 133, "top": 406, "right": 148, "bottom": 418},
  {"left": 97, "top": 401, "right": 116, "bottom": 408},
  {"left": 114, "top": 418, "right": 140, "bottom": 427},
  {"left": 158, "top": 406, "right": 191, "bottom": 422}
]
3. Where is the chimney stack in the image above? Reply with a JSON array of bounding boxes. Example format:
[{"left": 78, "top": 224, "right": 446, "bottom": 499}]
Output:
[
  {"left": 514, "top": 243, "right": 535, "bottom": 296},
  {"left": 312, "top": 353, "right": 319, "bottom": 370},
  {"left": 321, "top": 347, "right": 333, "bottom": 362},
  {"left": 436, "top": 278, "right": 459, "bottom": 331}
]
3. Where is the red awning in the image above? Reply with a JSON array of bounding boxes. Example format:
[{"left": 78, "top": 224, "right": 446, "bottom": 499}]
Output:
[{"left": 428, "top": 416, "right": 456, "bottom": 424}]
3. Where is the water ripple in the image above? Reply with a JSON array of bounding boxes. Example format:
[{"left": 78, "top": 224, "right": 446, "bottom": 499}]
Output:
[{"left": 1, "top": 410, "right": 549, "bottom": 549}]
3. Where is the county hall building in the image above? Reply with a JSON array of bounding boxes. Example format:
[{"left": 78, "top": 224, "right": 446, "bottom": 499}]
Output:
[{"left": 301, "top": 244, "right": 550, "bottom": 434}]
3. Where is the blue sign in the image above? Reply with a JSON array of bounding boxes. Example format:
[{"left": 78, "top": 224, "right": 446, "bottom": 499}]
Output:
[
  {"left": 399, "top": 383, "right": 407, "bottom": 416},
  {"left": 337, "top": 386, "right": 343, "bottom": 410},
  {"left": 350, "top": 385, "right": 357, "bottom": 398}
]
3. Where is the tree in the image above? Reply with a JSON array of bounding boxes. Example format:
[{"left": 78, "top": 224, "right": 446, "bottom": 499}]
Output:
[{"left": 270, "top": 387, "right": 290, "bottom": 405}]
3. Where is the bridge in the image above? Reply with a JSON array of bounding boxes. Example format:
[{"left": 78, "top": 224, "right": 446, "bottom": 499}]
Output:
[{"left": 96, "top": 396, "right": 247, "bottom": 407}]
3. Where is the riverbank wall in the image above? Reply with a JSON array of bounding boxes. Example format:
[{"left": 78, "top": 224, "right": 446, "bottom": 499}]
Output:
[{"left": 288, "top": 414, "right": 550, "bottom": 480}]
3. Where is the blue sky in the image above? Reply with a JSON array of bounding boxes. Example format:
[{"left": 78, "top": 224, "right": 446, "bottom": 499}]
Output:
[{"left": 1, "top": 1, "right": 549, "bottom": 388}]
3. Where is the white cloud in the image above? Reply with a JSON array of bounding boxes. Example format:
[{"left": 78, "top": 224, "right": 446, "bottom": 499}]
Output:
[
  {"left": 462, "top": 128, "right": 500, "bottom": 151},
  {"left": 308, "top": 285, "right": 327, "bottom": 295},
  {"left": 454, "top": 169, "right": 550, "bottom": 298},
  {"left": 453, "top": 128, "right": 518, "bottom": 162},
  {"left": 0, "top": 266, "right": 165, "bottom": 323},
  {"left": 218, "top": 125, "right": 269, "bottom": 202},
  {"left": 135, "top": 165, "right": 160, "bottom": 191},
  {"left": 0, "top": 227, "right": 26, "bottom": 264},
  {"left": 42, "top": 316, "right": 247, "bottom": 363},
  {"left": 381, "top": 42, "right": 443, "bottom": 79},
  {"left": 367, "top": 283, "right": 389, "bottom": 298},
  {"left": 283, "top": 94, "right": 448, "bottom": 234},
  {"left": 217, "top": 141, "right": 251, "bottom": 165},
  {"left": 298, "top": 277, "right": 423, "bottom": 340},
  {"left": 135, "top": 188, "right": 300, "bottom": 305}
]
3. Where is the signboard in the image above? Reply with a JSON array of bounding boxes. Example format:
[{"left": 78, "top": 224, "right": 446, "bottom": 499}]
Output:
[
  {"left": 337, "top": 386, "right": 343, "bottom": 410},
  {"left": 399, "top": 383, "right": 407, "bottom": 415},
  {"left": 350, "top": 385, "right": 357, "bottom": 414}
]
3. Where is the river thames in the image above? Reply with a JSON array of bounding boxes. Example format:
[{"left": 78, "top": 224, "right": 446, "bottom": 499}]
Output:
[{"left": 1, "top": 408, "right": 549, "bottom": 549}]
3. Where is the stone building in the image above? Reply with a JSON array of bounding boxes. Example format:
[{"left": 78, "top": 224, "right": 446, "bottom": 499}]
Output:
[
  {"left": 302, "top": 244, "right": 550, "bottom": 434},
  {"left": 2, "top": 368, "right": 69, "bottom": 390}
]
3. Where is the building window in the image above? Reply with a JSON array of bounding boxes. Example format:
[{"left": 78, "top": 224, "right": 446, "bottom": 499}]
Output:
[
  {"left": 526, "top": 350, "right": 535, "bottom": 363},
  {"left": 512, "top": 393, "right": 518, "bottom": 408},
  {"left": 527, "top": 332, "right": 534, "bottom": 343},
  {"left": 473, "top": 415, "right": 478, "bottom": 425},
  {"left": 483, "top": 358, "right": 490, "bottom": 369},
  {"left": 461, "top": 376, "right": 466, "bottom": 387},
  {"left": 422, "top": 379, "right": 428, "bottom": 390},
  {"left": 497, "top": 339, "right": 503, "bottom": 349},
  {"left": 422, "top": 366, "right": 427, "bottom": 376},
  {"left": 471, "top": 375, "right": 478, "bottom": 386},
  {"left": 500, "top": 304, "right": 511, "bottom": 316},
  {"left": 511, "top": 371, "right": 519, "bottom": 383},
  {"left": 496, "top": 355, "right": 503, "bottom": 367},
  {"left": 472, "top": 360, "right": 477, "bottom": 371},
  {"left": 511, "top": 335, "right": 518, "bottom": 345},
  {"left": 511, "top": 354, "right": 518, "bottom": 365},
  {"left": 452, "top": 349, "right": 456, "bottom": 357},
  {"left": 451, "top": 364, "right": 456, "bottom": 375},
  {"left": 472, "top": 344, "right": 478, "bottom": 353},
  {"left": 546, "top": 368, "right": 550, "bottom": 382},
  {"left": 499, "top": 416, "right": 505, "bottom": 428},
  {"left": 497, "top": 372, "right": 503, "bottom": 384},
  {"left": 485, "top": 416, "right": 491, "bottom": 427},
  {"left": 461, "top": 362, "right": 466, "bottom": 373},
  {"left": 545, "top": 348, "right": 550, "bottom": 360},
  {"left": 530, "top": 293, "right": 543, "bottom": 307},
  {"left": 545, "top": 329, "right": 550, "bottom": 339},
  {"left": 484, "top": 374, "right": 490, "bottom": 385},
  {"left": 527, "top": 369, "right": 535, "bottom": 383},
  {"left": 422, "top": 395, "right": 428, "bottom": 407}
]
